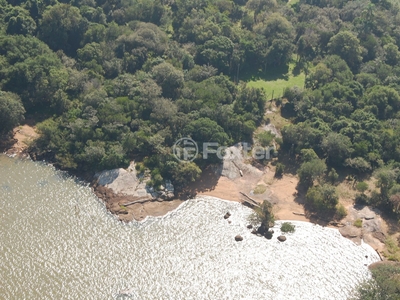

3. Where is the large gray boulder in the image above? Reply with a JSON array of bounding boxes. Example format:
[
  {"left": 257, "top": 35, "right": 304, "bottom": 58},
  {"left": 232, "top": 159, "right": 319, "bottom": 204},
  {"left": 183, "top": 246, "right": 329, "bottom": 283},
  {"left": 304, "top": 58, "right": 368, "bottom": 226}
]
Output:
[{"left": 94, "top": 161, "right": 174, "bottom": 200}]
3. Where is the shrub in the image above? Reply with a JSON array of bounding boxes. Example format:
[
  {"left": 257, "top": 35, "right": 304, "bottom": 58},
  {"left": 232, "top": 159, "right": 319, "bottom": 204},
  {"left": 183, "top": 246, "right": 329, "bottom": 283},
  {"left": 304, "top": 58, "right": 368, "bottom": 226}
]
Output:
[
  {"left": 306, "top": 184, "right": 338, "bottom": 212},
  {"left": 384, "top": 237, "right": 400, "bottom": 261},
  {"left": 254, "top": 184, "right": 267, "bottom": 194},
  {"left": 351, "top": 262, "right": 400, "bottom": 300},
  {"left": 354, "top": 218, "right": 363, "bottom": 228},
  {"left": 281, "top": 222, "right": 295, "bottom": 233},
  {"left": 335, "top": 203, "right": 347, "bottom": 220},
  {"left": 356, "top": 181, "right": 368, "bottom": 193},
  {"left": 275, "top": 163, "right": 285, "bottom": 178},
  {"left": 327, "top": 168, "right": 339, "bottom": 184},
  {"left": 355, "top": 193, "right": 369, "bottom": 205},
  {"left": 257, "top": 131, "right": 275, "bottom": 147}
]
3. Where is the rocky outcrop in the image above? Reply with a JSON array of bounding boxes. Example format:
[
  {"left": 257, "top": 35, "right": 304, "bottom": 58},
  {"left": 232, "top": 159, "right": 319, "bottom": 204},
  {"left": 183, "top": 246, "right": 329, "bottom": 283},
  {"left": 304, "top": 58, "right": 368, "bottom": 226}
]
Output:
[
  {"left": 92, "top": 161, "right": 178, "bottom": 222},
  {"left": 217, "top": 143, "right": 264, "bottom": 180},
  {"left": 265, "top": 231, "right": 273, "bottom": 239},
  {"left": 224, "top": 212, "right": 231, "bottom": 219},
  {"left": 339, "top": 226, "right": 362, "bottom": 245},
  {"left": 94, "top": 161, "right": 175, "bottom": 201},
  {"left": 263, "top": 124, "right": 282, "bottom": 139},
  {"left": 372, "top": 231, "right": 386, "bottom": 243},
  {"left": 277, "top": 235, "right": 286, "bottom": 242},
  {"left": 235, "top": 235, "right": 243, "bottom": 241}
]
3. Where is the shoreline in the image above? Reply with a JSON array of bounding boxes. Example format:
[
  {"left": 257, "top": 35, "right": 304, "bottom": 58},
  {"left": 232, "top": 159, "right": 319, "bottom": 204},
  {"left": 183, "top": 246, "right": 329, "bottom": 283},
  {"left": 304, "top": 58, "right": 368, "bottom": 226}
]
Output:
[
  {"left": 2, "top": 126, "right": 388, "bottom": 261},
  {"left": 2, "top": 149, "right": 386, "bottom": 263}
]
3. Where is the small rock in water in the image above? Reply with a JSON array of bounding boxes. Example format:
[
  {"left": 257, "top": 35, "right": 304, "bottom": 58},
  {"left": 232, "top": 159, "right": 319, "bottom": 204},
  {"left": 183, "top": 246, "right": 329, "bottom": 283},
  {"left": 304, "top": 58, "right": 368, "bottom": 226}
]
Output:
[
  {"left": 228, "top": 220, "right": 232, "bottom": 224},
  {"left": 277, "top": 235, "right": 286, "bottom": 242},
  {"left": 224, "top": 212, "right": 231, "bottom": 219},
  {"left": 235, "top": 235, "right": 243, "bottom": 241},
  {"left": 251, "top": 229, "right": 257, "bottom": 234},
  {"left": 247, "top": 224, "right": 253, "bottom": 229}
]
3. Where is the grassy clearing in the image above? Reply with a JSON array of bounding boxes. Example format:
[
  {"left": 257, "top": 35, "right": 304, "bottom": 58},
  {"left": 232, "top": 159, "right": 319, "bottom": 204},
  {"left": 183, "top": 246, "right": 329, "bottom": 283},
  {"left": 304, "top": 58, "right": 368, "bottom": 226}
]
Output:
[
  {"left": 245, "top": 61, "right": 305, "bottom": 99},
  {"left": 336, "top": 181, "right": 356, "bottom": 201},
  {"left": 265, "top": 105, "right": 291, "bottom": 131}
]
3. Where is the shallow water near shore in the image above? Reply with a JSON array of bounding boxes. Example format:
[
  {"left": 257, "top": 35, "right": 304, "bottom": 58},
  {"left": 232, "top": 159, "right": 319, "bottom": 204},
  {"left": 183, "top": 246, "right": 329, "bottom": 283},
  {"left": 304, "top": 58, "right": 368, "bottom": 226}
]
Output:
[{"left": 0, "top": 155, "right": 379, "bottom": 299}]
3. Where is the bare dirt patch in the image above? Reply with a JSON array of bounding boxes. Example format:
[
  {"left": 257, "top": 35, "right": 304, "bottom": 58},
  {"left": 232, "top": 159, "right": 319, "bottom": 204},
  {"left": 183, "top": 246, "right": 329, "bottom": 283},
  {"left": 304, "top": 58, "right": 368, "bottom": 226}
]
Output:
[{"left": 2, "top": 124, "right": 38, "bottom": 156}]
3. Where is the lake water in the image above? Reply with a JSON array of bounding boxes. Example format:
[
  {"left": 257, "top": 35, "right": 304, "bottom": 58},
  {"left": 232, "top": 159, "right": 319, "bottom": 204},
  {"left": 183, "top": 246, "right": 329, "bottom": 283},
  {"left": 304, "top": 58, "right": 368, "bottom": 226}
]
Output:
[{"left": 0, "top": 155, "right": 380, "bottom": 299}]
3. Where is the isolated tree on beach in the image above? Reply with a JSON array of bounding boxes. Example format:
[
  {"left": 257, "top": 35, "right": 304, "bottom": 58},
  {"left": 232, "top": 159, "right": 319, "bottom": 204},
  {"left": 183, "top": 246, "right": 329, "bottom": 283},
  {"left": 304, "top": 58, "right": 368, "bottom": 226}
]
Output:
[{"left": 248, "top": 200, "right": 275, "bottom": 232}]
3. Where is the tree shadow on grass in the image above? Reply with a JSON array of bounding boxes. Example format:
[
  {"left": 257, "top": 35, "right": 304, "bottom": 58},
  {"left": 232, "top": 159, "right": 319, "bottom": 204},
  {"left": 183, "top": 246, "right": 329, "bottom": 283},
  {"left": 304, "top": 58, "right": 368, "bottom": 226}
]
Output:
[{"left": 240, "top": 64, "right": 290, "bottom": 83}]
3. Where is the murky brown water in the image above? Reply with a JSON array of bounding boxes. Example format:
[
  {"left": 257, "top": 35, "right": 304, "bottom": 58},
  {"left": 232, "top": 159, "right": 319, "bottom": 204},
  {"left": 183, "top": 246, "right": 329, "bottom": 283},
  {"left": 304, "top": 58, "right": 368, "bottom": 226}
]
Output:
[{"left": 0, "top": 155, "right": 379, "bottom": 299}]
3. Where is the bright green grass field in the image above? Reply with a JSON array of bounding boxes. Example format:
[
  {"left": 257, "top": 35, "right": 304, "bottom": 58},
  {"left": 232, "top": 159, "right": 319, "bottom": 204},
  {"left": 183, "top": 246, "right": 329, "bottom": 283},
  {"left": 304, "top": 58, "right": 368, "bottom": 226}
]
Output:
[{"left": 245, "top": 61, "right": 305, "bottom": 100}]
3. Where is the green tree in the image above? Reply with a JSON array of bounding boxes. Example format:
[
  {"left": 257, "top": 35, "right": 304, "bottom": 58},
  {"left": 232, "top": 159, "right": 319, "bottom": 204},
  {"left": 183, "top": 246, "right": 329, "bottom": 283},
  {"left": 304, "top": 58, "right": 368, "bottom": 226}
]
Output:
[
  {"left": 171, "top": 161, "right": 202, "bottom": 187},
  {"left": 151, "top": 62, "right": 184, "bottom": 99},
  {"left": 0, "top": 91, "right": 25, "bottom": 135},
  {"left": 275, "top": 163, "right": 285, "bottom": 178},
  {"left": 363, "top": 86, "right": 400, "bottom": 119},
  {"left": 234, "top": 86, "right": 266, "bottom": 124},
  {"left": 300, "top": 148, "right": 319, "bottom": 162},
  {"left": 321, "top": 132, "right": 353, "bottom": 167},
  {"left": 298, "top": 159, "right": 327, "bottom": 188},
  {"left": 350, "top": 263, "right": 400, "bottom": 300},
  {"left": 257, "top": 131, "right": 275, "bottom": 147},
  {"left": 327, "top": 168, "right": 339, "bottom": 184},
  {"left": 39, "top": 4, "right": 87, "bottom": 55},
  {"left": 184, "top": 117, "right": 230, "bottom": 151},
  {"left": 197, "top": 36, "right": 234, "bottom": 74},
  {"left": 328, "top": 31, "right": 363, "bottom": 71},
  {"left": 306, "top": 184, "right": 339, "bottom": 212},
  {"left": 384, "top": 43, "right": 400, "bottom": 66},
  {"left": 248, "top": 200, "right": 275, "bottom": 232},
  {"left": 374, "top": 168, "right": 396, "bottom": 201},
  {"left": 5, "top": 6, "right": 37, "bottom": 35},
  {"left": 345, "top": 157, "right": 372, "bottom": 175},
  {"left": 356, "top": 181, "right": 368, "bottom": 193},
  {"left": 266, "top": 38, "right": 294, "bottom": 66}
]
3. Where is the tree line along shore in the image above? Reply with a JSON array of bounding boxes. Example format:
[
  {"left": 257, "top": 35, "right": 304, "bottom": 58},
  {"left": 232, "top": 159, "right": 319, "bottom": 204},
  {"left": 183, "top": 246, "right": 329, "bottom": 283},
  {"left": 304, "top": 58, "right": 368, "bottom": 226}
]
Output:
[{"left": 2, "top": 0, "right": 400, "bottom": 298}]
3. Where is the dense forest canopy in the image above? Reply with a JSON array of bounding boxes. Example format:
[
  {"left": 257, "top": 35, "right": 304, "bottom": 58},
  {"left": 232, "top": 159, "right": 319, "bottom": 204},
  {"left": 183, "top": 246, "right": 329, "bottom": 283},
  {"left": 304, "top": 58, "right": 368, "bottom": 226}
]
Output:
[{"left": 2, "top": 0, "right": 400, "bottom": 204}]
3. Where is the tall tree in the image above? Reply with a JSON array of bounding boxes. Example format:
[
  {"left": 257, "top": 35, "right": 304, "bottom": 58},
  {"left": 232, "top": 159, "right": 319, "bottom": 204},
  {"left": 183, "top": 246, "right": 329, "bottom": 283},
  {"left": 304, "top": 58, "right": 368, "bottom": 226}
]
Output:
[
  {"left": 0, "top": 91, "right": 25, "bottom": 135},
  {"left": 328, "top": 31, "right": 363, "bottom": 71}
]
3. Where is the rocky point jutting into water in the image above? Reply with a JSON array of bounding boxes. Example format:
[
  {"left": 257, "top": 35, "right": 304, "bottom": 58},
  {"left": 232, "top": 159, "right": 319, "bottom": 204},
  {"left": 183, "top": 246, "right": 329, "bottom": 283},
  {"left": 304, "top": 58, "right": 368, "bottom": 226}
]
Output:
[{"left": 92, "top": 161, "right": 181, "bottom": 222}]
